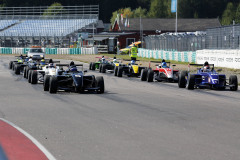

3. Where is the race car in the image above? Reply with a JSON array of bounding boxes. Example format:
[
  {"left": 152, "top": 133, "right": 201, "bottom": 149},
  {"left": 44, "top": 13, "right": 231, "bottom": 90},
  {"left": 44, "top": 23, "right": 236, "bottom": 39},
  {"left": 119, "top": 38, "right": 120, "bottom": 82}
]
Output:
[
  {"left": 48, "top": 63, "right": 105, "bottom": 94},
  {"left": 89, "top": 56, "right": 106, "bottom": 71},
  {"left": 99, "top": 57, "right": 122, "bottom": 74},
  {"left": 9, "top": 55, "right": 29, "bottom": 74},
  {"left": 140, "top": 61, "right": 179, "bottom": 82},
  {"left": 114, "top": 60, "right": 147, "bottom": 77},
  {"left": 28, "top": 60, "right": 61, "bottom": 87},
  {"left": 178, "top": 63, "right": 238, "bottom": 91}
]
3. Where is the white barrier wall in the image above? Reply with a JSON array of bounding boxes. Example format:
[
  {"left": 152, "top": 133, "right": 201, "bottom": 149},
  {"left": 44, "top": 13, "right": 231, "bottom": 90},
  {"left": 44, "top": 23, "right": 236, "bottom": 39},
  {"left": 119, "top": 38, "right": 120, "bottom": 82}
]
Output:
[{"left": 196, "top": 50, "right": 240, "bottom": 69}]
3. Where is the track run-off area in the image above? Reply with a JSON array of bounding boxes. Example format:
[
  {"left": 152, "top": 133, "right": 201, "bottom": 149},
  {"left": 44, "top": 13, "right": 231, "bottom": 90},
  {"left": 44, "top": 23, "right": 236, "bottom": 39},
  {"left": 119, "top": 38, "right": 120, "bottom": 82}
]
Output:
[{"left": 1, "top": 55, "right": 240, "bottom": 160}]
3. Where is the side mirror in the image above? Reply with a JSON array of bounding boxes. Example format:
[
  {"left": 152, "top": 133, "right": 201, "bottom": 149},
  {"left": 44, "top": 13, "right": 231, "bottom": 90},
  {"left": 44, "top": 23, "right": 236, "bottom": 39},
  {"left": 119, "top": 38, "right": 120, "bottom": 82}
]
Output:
[
  {"left": 84, "top": 70, "right": 88, "bottom": 73},
  {"left": 172, "top": 65, "right": 176, "bottom": 67}
]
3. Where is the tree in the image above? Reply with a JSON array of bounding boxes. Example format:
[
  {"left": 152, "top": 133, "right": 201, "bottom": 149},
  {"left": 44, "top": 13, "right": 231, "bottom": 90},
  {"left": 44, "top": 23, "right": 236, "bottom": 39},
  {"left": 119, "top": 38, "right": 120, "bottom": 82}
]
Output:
[
  {"left": 221, "top": 2, "right": 236, "bottom": 25},
  {"left": 235, "top": 3, "right": 240, "bottom": 24},
  {"left": 43, "top": 2, "right": 64, "bottom": 16},
  {"left": 148, "top": 0, "right": 169, "bottom": 18},
  {"left": 133, "top": 7, "right": 147, "bottom": 18}
]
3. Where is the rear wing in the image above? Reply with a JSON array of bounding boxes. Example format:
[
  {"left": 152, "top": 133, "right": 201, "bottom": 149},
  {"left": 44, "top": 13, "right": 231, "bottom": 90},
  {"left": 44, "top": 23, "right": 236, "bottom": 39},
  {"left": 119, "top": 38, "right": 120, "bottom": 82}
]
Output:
[{"left": 188, "top": 63, "right": 214, "bottom": 71}]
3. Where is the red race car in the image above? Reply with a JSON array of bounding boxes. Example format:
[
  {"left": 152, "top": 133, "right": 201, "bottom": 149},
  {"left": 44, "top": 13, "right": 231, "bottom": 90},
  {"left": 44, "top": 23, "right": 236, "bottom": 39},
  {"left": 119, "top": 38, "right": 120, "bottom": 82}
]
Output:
[{"left": 140, "top": 61, "right": 179, "bottom": 82}]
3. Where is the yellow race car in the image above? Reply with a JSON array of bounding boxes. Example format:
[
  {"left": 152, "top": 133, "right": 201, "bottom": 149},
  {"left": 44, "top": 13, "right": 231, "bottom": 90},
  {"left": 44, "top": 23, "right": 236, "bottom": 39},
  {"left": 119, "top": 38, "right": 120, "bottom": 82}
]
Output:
[{"left": 119, "top": 41, "right": 141, "bottom": 55}]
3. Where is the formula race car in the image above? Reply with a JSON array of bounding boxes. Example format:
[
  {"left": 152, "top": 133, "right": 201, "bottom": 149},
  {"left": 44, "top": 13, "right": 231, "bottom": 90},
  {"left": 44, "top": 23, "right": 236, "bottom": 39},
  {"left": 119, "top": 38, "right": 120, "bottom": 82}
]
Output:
[
  {"left": 99, "top": 57, "right": 122, "bottom": 73},
  {"left": 140, "top": 61, "right": 179, "bottom": 82},
  {"left": 9, "top": 55, "right": 29, "bottom": 74},
  {"left": 48, "top": 63, "right": 105, "bottom": 94},
  {"left": 178, "top": 63, "right": 238, "bottom": 91},
  {"left": 89, "top": 56, "right": 106, "bottom": 71},
  {"left": 114, "top": 60, "right": 147, "bottom": 77}
]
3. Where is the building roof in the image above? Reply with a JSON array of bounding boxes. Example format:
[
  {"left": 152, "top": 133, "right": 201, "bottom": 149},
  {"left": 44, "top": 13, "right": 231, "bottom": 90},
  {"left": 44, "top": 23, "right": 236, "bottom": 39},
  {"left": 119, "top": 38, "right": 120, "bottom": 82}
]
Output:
[{"left": 115, "top": 18, "right": 221, "bottom": 32}]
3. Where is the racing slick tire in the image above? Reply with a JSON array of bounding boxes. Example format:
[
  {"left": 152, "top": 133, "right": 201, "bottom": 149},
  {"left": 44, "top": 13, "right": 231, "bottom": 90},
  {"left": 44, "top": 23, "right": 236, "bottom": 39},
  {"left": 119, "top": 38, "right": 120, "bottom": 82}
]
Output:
[
  {"left": 147, "top": 69, "right": 154, "bottom": 82},
  {"left": 43, "top": 75, "right": 50, "bottom": 91},
  {"left": 140, "top": 69, "right": 148, "bottom": 81},
  {"left": 117, "top": 66, "right": 123, "bottom": 77},
  {"left": 178, "top": 71, "right": 188, "bottom": 88},
  {"left": 23, "top": 67, "right": 27, "bottom": 78},
  {"left": 229, "top": 75, "right": 238, "bottom": 91},
  {"left": 31, "top": 70, "right": 38, "bottom": 84},
  {"left": 9, "top": 61, "right": 13, "bottom": 69},
  {"left": 25, "top": 67, "right": 29, "bottom": 79},
  {"left": 187, "top": 74, "right": 195, "bottom": 90},
  {"left": 28, "top": 70, "right": 32, "bottom": 83},
  {"left": 114, "top": 66, "right": 118, "bottom": 76},
  {"left": 92, "top": 63, "right": 96, "bottom": 70},
  {"left": 49, "top": 76, "right": 58, "bottom": 94},
  {"left": 99, "top": 64, "right": 102, "bottom": 73},
  {"left": 14, "top": 64, "right": 21, "bottom": 75},
  {"left": 89, "top": 62, "right": 92, "bottom": 70},
  {"left": 102, "top": 64, "right": 107, "bottom": 73},
  {"left": 96, "top": 76, "right": 105, "bottom": 94},
  {"left": 12, "top": 63, "right": 15, "bottom": 71}
]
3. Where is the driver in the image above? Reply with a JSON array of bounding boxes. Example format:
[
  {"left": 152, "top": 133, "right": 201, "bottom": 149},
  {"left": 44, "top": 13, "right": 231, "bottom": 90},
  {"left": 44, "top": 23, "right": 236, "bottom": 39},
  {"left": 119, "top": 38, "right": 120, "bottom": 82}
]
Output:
[
  {"left": 203, "top": 61, "right": 210, "bottom": 72},
  {"left": 130, "top": 60, "right": 136, "bottom": 65},
  {"left": 161, "top": 62, "right": 168, "bottom": 68}
]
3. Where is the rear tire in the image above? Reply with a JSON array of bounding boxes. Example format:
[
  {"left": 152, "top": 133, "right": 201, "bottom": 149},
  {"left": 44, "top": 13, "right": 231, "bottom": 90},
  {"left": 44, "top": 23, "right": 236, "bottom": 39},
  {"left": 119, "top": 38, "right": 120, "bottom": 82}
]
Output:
[
  {"left": 28, "top": 70, "right": 32, "bottom": 83},
  {"left": 96, "top": 76, "right": 104, "bottom": 94},
  {"left": 89, "top": 62, "right": 92, "bottom": 70},
  {"left": 99, "top": 64, "right": 102, "bottom": 73},
  {"left": 31, "top": 70, "right": 38, "bottom": 84},
  {"left": 178, "top": 71, "right": 188, "bottom": 88},
  {"left": 187, "top": 74, "right": 195, "bottom": 90},
  {"left": 229, "top": 75, "right": 238, "bottom": 91},
  {"left": 9, "top": 61, "right": 13, "bottom": 69},
  {"left": 92, "top": 63, "right": 96, "bottom": 70},
  {"left": 49, "top": 76, "right": 58, "bottom": 93},
  {"left": 140, "top": 69, "right": 148, "bottom": 81},
  {"left": 43, "top": 75, "right": 50, "bottom": 91},
  {"left": 114, "top": 66, "right": 118, "bottom": 76},
  {"left": 147, "top": 69, "right": 154, "bottom": 82},
  {"left": 23, "top": 67, "right": 27, "bottom": 78},
  {"left": 102, "top": 64, "right": 106, "bottom": 73},
  {"left": 117, "top": 66, "right": 123, "bottom": 77},
  {"left": 14, "top": 64, "right": 21, "bottom": 75}
]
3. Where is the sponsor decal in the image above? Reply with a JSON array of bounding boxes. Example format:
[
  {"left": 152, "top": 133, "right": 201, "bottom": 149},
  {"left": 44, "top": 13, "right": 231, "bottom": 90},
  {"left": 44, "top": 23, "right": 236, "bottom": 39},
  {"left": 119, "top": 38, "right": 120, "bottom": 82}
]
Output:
[
  {"left": 218, "top": 57, "right": 224, "bottom": 62},
  {"left": 210, "top": 57, "right": 216, "bottom": 61},
  {"left": 226, "top": 58, "right": 233, "bottom": 62}
]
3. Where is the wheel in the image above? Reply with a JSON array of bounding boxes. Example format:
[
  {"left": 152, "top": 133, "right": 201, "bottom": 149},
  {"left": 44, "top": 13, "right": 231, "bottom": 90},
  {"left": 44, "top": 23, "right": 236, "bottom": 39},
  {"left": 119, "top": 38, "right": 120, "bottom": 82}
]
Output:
[
  {"left": 43, "top": 75, "right": 50, "bottom": 91},
  {"left": 117, "top": 66, "right": 123, "bottom": 77},
  {"left": 96, "top": 76, "right": 104, "bottom": 94},
  {"left": 28, "top": 70, "right": 32, "bottom": 83},
  {"left": 23, "top": 67, "right": 27, "bottom": 78},
  {"left": 14, "top": 64, "right": 21, "bottom": 75},
  {"left": 49, "top": 76, "right": 58, "bottom": 93},
  {"left": 89, "top": 62, "right": 92, "bottom": 70},
  {"left": 140, "top": 69, "right": 148, "bottom": 81},
  {"left": 31, "top": 70, "right": 38, "bottom": 84},
  {"left": 147, "top": 69, "right": 154, "bottom": 82},
  {"left": 187, "top": 74, "right": 195, "bottom": 90},
  {"left": 114, "top": 66, "right": 118, "bottom": 76},
  {"left": 99, "top": 64, "right": 102, "bottom": 73},
  {"left": 25, "top": 67, "right": 29, "bottom": 79},
  {"left": 92, "top": 63, "right": 96, "bottom": 70},
  {"left": 9, "top": 61, "right": 13, "bottom": 69},
  {"left": 229, "top": 75, "right": 238, "bottom": 91},
  {"left": 102, "top": 64, "right": 106, "bottom": 73},
  {"left": 12, "top": 63, "right": 15, "bottom": 71},
  {"left": 178, "top": 71, "right": 188, "bottom": 88}
]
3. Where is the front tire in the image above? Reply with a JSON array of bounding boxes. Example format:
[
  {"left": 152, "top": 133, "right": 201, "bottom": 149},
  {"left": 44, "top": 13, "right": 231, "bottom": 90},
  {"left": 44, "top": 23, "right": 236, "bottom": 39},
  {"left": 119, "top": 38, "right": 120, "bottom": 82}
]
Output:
[
  {"left": 49, "top": 76, "right": 58, "bottom": 93},
  {"left": 140, "top": 69, "right": 148, "bottom": 81},
  {"left": 28, "top": 70, "right": 32, "bottom": 83},
  {"left": 178, "top": 71, "right": 188, "bottom": 88},
  {"left": 14, "top": 64, "right": 21, "bottom": 75},
  {"left": 187, "top": 74, "right": 195, "bottom": 90},
  {"left": 9, "top": 61, "right": 13, "bottom": 69},
  {"left": 117, "top": 66, "right": 123, "bottom": 77},
  {"left": 229, "top": 75, "right": 238, "bottom": 91},
  {"left": 31, "top": 70, "right": 38, "bottom": 84},
  {"left": 114, "top": 66, "right": 118, "bottom": 76},
  {"left": 96, "top": 76, "right": 104, "bottom": 94},
  {"left": 147, "top": 69, "right": 154, "bottom": 82},
  {"left": 43, "top": 75, "right": 50, "bottom": 91}
]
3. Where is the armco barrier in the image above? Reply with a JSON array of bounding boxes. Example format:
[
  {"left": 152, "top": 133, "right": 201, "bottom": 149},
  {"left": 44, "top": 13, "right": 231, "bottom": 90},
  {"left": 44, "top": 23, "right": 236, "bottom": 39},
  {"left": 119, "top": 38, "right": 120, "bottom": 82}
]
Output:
[
  {"left": 196, "top": 49, "right": 240, "bottom": 69},
  {"left": 138, "top": 48, "right": 196, "bottom": 63},
  {"left": 0, "top": 47, "right": 98, "bottom": 55}
]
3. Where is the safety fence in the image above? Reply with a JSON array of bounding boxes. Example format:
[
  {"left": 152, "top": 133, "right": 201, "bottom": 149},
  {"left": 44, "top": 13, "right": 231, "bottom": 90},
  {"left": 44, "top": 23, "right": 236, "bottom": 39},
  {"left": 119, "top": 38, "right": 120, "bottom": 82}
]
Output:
[
  {"left": 196, "top": 49, "right": 240, "bottom": 69},
  {"left": 0, "top": 47, "right": 98, "bottom": 55},
  {"left": 138, "top": 48, "right": 196, "bottom": 63}
]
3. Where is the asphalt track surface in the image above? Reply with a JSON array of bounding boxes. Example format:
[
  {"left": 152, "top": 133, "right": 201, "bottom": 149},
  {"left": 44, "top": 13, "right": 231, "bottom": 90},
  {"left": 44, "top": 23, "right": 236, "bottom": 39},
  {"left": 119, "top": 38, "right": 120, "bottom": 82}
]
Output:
[{"left": 1, "top": 56, "right": 240, "bottom": 160}]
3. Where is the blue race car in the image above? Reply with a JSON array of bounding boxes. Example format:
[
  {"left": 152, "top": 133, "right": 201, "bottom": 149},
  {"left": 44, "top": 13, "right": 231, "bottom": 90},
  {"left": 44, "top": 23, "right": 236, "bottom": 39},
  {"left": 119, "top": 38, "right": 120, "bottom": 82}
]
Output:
[{"left": 178, "top": 63, "right": 238, "bottom": 91}]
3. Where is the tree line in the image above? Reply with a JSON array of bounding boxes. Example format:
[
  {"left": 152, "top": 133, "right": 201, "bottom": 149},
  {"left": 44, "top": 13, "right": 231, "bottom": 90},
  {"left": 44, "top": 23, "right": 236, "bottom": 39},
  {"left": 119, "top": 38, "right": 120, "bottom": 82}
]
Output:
[{"left": 0, "top": 0, "right": 239, "bottom": 25}]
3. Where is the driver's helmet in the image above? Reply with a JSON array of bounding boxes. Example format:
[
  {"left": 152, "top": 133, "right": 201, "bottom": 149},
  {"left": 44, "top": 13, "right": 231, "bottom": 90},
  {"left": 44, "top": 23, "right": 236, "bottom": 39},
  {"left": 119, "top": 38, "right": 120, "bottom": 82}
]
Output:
[
  {"left": 70, "top": 66, "right": 77, "bottom": 72},
  {"left": 40, "top": 59, "right": 45, "bottom": 65},
  {"left": 203, "top": 61, "right": 210, "bottom": 71},
  {"left": 162, "top": 62, "right": 167, "bottom": 68},
  {"left": 70, "top": 61, "right": 75, "bottom": 66},
  {"left": 131, "top": 60, "right": 135, "bottom": 64},
  {"left": 102, "top": 58, "right": 105, "bottom": 61},
  {"left": 113, "top": 59, "right": 117, "bottom": 63}
]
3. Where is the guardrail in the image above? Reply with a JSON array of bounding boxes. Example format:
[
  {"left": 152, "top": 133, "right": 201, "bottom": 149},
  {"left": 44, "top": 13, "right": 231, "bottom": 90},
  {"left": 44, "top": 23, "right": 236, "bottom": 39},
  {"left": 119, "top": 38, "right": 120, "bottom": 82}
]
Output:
[{"left": 0, "top": 47, "right": 98, "bottom": 55}]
